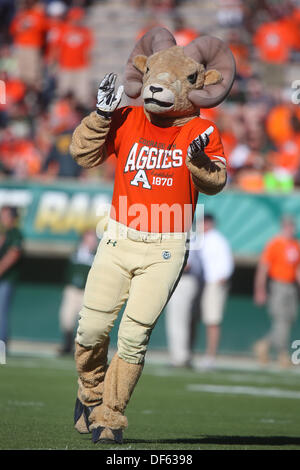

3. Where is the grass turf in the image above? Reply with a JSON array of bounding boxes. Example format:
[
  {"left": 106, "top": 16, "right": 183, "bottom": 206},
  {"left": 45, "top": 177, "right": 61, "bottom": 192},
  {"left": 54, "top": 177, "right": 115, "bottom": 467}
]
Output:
[{"left": 0, "top": 355, "right": 300, "bottom": 450}]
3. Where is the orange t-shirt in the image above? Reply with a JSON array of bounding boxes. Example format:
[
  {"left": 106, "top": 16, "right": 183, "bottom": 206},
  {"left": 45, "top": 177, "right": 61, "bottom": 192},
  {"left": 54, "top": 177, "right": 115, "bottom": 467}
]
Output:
[
  {"left": 279, "top": 16, "right": 300, "bottom": 50},
  {"left": 270, "top": 138, "right": 300, "bottom": 174},
  {"left": 173, "top": 29, "right": 199, "bottom": 46},
  {"left": 0, "top": 139, "right": 41, "bottom": 176},
  {"left": 266, "top": 105, "right": 300, "bottom": 146},
  {"left": 254, "top": 21, "right": 291, "bottom": 63},
  {"left": 58, "top": 24, "right": 93, "bottom": 69},
  {"left": 106, "top": 106, "right": 226, "bottom": 233},
  {"left": 261, "top": 236, "right": 300, "bottom": 283},
  {"left": 45, "top": 18, "right": 66, "bottom": 61},
  {"left": 10, "top": 8, "right": 46, "bottom": 48},
  {"left": 0, "top": 79, "right": 26, "bottom": 110}
]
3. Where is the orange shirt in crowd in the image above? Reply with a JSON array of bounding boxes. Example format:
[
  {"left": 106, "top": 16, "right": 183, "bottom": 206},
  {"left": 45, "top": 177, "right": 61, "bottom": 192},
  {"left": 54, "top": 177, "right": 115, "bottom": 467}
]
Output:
[
  {"left": 229, "top": 43, "right": 252, "bottom": 77},
  {"left": 279, "top": 15, "right": 300, "bottom": 51},
  {"left": 261, "top": 236, "right": 300, "bottom": 283},
  {"left": 45, "top": 17, "right": 66, "bottom": 62},
  {"left": 235, "top": 169, "right": 265, "bottom": 193},
  {"left": 106, "top": 106, "right": 226, "bottom": 232},
  {"left": 269, "top": 137, "right": 300, "bottom": 174},
  {"left": 10, "top": 6, "right": 47, "bottom": 48},
  {"left": 58, "top": 24, "right": 93, "bottom": 69},
  {"left": 0, "top": 139, "right": 41, "bottom": 176},
  {"left": 266, "top": 105, "right": 300, "bottom": 146},
  {"left": 253, "top": 21, "right": 292, "bottom": 63},
  {"left": 173, "top": 28, "right": 199, "bottom": 46},
  {"left": 49, "top": 98, "right": 80, "bottom": 134},
  {"left": 0, "top": 78, "right": 26, "bottom": 110}
]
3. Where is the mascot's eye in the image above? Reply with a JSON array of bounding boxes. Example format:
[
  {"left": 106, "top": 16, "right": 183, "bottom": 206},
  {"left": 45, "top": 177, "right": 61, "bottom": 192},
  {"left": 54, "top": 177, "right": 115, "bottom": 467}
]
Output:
[{"left": 187, "top": 72, "right": 198, "bottom": 84}]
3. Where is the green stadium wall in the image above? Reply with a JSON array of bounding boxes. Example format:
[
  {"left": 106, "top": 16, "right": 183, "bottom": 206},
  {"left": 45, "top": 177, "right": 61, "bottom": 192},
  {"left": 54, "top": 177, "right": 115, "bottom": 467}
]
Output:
[
  {"left": 1, "top": 180, "right": 300, "bottom": 257},
  {"left": 9, "top": 282, "right": 300, "bottom": 355}
]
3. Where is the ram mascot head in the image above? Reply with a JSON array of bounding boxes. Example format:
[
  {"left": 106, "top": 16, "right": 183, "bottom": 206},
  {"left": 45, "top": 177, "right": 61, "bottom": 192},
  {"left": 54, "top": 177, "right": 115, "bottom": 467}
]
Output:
[{"left": 124, "top": 27, "right": 236, "bottom": 122}]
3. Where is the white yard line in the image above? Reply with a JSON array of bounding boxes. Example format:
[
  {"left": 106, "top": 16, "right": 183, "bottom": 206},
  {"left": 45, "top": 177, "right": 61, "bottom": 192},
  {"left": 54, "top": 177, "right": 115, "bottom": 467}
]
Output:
[
  {"left": 187, "top": 384, "right": 300, "bottom": 399},
  {"left": 7, "top": 400, "right": 45, "bottom": 407}
]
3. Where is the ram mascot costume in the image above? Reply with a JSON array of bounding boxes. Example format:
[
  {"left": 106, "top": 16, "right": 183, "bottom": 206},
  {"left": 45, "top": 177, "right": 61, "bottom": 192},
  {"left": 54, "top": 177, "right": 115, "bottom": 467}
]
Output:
[{"left": 70, "top": 27, "right": 235, "bottom": 444}]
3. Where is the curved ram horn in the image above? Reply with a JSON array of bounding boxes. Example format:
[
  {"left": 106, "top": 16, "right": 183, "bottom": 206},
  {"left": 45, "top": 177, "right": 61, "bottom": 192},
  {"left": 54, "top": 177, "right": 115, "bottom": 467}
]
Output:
[
  {"left": 124, "top": 27, "right": 176, "bottom": 98},
  {"left": 184, "top": 36, "right": 236, "bottom": 108}
]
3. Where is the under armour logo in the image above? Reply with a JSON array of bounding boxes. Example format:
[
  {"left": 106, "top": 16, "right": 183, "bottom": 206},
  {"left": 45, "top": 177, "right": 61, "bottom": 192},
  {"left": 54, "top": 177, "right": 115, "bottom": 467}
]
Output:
[{"left": 106, "top": 239, "right": 117, "bottom": 247}]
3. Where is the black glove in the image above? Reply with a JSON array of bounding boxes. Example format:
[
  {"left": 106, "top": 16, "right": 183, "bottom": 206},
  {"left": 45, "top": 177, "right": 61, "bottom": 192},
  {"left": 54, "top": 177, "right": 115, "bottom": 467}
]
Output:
[{"left": 187, "top": 126, "right": 214, "bottom": 160}]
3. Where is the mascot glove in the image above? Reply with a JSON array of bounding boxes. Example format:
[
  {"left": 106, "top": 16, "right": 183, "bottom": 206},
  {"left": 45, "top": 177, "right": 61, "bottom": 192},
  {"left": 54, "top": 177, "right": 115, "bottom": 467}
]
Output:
[
  {"left": 96, "top": 73, "right": 124, "bottom": 119},
  {"left": 187, "top": 126, "right": 214, "bottom": 161}
]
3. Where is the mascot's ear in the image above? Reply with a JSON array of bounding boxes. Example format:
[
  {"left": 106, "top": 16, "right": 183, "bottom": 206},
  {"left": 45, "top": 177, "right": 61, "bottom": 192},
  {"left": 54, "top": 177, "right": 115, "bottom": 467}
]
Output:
[
  {"left": 204, "top": 69, "right": 223, "bottom": 86},
  {"left": 133, "top": 55, "right": 148, "bottom": 74}
]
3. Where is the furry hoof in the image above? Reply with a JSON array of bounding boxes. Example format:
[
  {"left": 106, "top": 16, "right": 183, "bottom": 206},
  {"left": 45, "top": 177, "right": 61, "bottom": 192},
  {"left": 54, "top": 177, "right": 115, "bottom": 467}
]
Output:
[
  {"left": 74, "top": 398, "right": 97, "bottom": 434},
  {"left": 92, "top": 426, "right": 123, "bottom": 444}
]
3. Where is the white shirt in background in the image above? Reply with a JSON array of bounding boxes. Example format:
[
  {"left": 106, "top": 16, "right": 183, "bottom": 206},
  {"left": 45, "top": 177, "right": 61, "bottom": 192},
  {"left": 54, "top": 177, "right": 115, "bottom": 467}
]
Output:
[{"left": 194, "top": 228, "right": 234, "bottom": 283}]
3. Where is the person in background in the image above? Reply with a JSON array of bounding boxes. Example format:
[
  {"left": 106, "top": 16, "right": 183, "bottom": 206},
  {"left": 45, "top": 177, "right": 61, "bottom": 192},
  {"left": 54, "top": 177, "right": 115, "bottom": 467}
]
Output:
[
  {"left": 55, "top": 7, "right": 94, "bottom": 108},
  {"left": 42, "top": 94, "right": 82, "bottom": 178},
  {"left": 0, "top": 121, "right": 42, "bottom": 179},
  {"left": 10, "top": 0, "right": 47, "bottom": 90},
  {"left": 0, "top": 206, "right": 23, "bottom": 346},
  {"left": 254, "top": 216, "right": 300, "bottom": 367},
  {"left": 197, "top": 213, "right": 234, "bottom": 369},
  {"left": 45, "top": 1, "right": 67, "bottom": 65},
  {"left": 166, "top": 243, "right": 203, "bottom": 368},
  {"left": 43, "top": 1, "right": 67, "bottom": 105},
  {"left": 0, "top": 0, "right": 16, "bottom": 44},
  {"left": 172, "top": 15, "right": 199, "bottom": 47},
  {"left": 58, "top": 229, "right": 98, "bottom": 355}
]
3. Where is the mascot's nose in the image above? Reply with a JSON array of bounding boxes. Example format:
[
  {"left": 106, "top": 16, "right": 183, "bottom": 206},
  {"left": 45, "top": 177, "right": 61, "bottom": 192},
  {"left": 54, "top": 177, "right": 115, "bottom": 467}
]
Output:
[{"left": 150, "top": 85, "right": 163, "bottom": 94}]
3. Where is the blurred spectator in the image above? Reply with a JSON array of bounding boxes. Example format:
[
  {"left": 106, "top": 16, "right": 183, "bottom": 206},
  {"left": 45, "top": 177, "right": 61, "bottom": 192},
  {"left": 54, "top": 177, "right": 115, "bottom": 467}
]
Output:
[
  {"left": 266, "top": 103, "right": 300, "bottom": 148},
  {"left": 0, "top": 122, "right": 42, "bottom": 179},
  {"left": 196, "top": 214, "right": 234, "bottom": 369},
  {"left": 43, "top": 1, "right": 68, "bottom": 104},
  {"left": 0, "top": 68, "right": 26, "bottom": 127},
  {"left": 166, "top": 214, "right": 234, "bottom": 370},
  {"left": 42, "top": 127, "right": 81, "bottom": 178},
  {"left": 166, "top": 240, "right": 203, "bottom": 368},
  {"left": 228, "top": 31, "right": 252, "bottom": 79},
  {"left": 172, "top": 16, "right": 198, "bottom": 46},
  {"left": 58, "top": 229, "right": 98, "bottom": 355},
  {"left": 253, "top": 12, "right": 300, "bottom": 63},
  {"left": 0, "top": 0, "right": 16, "bottom": 44},
  {"left": 45, "top": 1, "right": 67, "bottom": 64},
  {"left": 48, "top": 93, "right": 82, "bottom": 133},
  {"left": 0, "top": 206, "right": 23, "bottom": 345},
  {"left": 10, "top": 0, "right": 47, "bottom": 90},
  {"left": 254, "top": 21, "right": 290, "bottom": 64},
  {"left": 217, "top": 0, "right": 244, "bottom": 28},
  {"left": 56, "top": 7, "right": 94, "bottom": 107},
  {"left": 254, "top": 216, "right": 300, "bottom": 367}
]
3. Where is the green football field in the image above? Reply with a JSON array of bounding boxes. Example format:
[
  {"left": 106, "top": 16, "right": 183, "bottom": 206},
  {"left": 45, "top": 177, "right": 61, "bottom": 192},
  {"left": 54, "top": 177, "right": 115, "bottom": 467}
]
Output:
[{"left": 0, "top": 354, "right": 300, "bottom": 451}]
